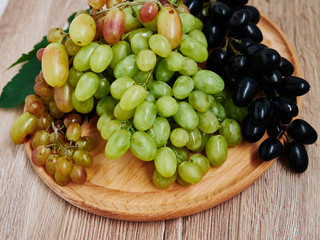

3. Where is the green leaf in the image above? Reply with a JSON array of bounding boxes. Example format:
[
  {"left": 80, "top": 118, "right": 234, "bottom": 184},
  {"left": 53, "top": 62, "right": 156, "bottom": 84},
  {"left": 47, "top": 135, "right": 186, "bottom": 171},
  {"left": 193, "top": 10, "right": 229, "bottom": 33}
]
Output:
[
  {"left": 0, "top": 56, "right": 40, "bottom": 108},
  {"left": 7, "top": 36, "right": 49, "bottom": 69}
]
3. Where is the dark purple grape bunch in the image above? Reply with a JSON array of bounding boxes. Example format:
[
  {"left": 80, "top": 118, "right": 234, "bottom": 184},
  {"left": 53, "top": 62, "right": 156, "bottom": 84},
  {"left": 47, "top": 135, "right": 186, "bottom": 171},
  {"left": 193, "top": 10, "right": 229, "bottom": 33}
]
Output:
[{"left": 200, "top": 0, "right": 317, "bottom": 173}]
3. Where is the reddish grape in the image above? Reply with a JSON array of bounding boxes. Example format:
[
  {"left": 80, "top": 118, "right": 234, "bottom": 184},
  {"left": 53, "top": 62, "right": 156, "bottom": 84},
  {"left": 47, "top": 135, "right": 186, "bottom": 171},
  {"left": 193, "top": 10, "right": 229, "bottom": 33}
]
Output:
[
  {"left": 139, "top": 2, "right": 159, "bottom": 23},
  {"left": 31, "top": 130, "right": 50, "bottom": 149},
  {"left": 24, "top": 97, "right": 45, "bottom": 117},
  {"left": 37, "top": 113, "right": 52, "bottom": 130},
  {"left": 70, "top": 165, "right": 87, "bottom": 184},
  {"left": 36, "top": 48, "right": 45, "bottom": 62},
  {"left": 106, "top": 0, "right": 122, "bottom": 8},
  {"left": 32, "top": 145, "right": 51, "bottom": 166},
  {"left": 45, "top": 154, "right": 59, "bottom": 175},
  {"left": 103, "top": 8, "right": 126, "bottom": 44},
  {"left": 63, "top": 113, "right": 82, "bottom": 128},
  {"left": 53, "top": 81, "right": 74, "bottom": 113},
  {"left": 34, "top": 81, "right": 53, "bottom": 98}
]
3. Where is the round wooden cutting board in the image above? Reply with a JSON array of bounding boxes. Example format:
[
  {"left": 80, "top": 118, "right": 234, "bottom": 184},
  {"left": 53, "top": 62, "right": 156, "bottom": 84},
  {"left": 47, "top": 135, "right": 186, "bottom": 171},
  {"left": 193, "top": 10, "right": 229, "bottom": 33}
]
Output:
[{"left": 25, "top": 14, "right": 301, "bottom": 221}]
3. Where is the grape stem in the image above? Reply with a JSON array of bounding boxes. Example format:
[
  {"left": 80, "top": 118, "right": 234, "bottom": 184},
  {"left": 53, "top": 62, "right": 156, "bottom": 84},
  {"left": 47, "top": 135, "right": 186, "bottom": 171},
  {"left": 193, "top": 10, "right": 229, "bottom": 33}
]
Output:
[{"left": 170, "top": 145, "right": 185, "bottom": 165}]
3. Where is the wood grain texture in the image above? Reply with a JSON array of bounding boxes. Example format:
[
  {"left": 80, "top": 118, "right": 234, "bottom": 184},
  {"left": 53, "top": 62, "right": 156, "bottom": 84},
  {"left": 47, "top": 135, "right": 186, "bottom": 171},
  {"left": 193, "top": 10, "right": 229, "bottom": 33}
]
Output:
[{"left": 0, "top": 0, "right": 319, "bottom": 239}]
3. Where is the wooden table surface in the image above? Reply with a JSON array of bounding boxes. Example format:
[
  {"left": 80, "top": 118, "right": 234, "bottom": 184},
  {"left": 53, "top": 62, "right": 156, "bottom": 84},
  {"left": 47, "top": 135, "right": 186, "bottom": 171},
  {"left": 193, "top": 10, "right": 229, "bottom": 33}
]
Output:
[{"left": 0, "top": 0, "right": 319, "bottom": 239}]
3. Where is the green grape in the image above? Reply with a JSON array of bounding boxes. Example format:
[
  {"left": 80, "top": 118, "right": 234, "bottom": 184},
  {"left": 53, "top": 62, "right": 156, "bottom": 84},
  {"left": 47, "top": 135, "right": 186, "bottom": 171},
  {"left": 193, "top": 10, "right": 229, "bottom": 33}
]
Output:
[
  {"left": 188, "top": 29, "right": 208, "bottom": 48},
  {"left": 197, "top": 110, "right": 220, "bottom": 134},
  {"left": 130, "top": 34, "right": 149, "bottom": 54},
  {"left": 105, "top": 129, "right": 131, "bottom": 159},
  {"left": 101, "top": 120, "right": 121, "bottom": 140},
  {"left": 114, "top": 54, "right": 140, "bottom": 78},
  {"left": 145, "top": 91, "right": 156, "bottom": 102},
  {"left": 10, "top": 112, "right": 37, "bottom": 144},
  {"left": 206, "top": 135, "right": 228, "bottom": 167},
  {"left": 71, "top": 92, "right": 94, "bottom": 114},
  {"left": 178, "top": 57, "right": 198, "bottom": 76},
  {"left": 53, "top": 81, "right": 74, "bottom": 113},
  {"left": 136, "top": 49, "right": 157, "bottom": 71},
  {"left": 133, "top": 100, "right": 157, "bottom": 131},
  {"left": 210, "top": 101, "right": 228, "bottom": 120},
  {"left": 69, "top": 14, "right": 96, "bottom": 46},
  {"left": 96, "top": 96, "right": 117, "bottom": 116},
  {"left": 31, "top": 146, "right": 51, "bottom": 166},
  {"left": 193, "top": 70, "right": 224, "bottom": 95},
  {"left": 123, "top": 6, "right": 142, "bottom": 33},
  {"left": 73, "top": 42, "right": 99, "bottom": 71},
  {"left": 89, "top": 44, "right": 113, "bottom": 73},
  {"left": 207, "top": 94, "right": 216, "bottom": 108},
  {"left": 110, "top": 77, "right": 135, "bottom": 100},
  {"left": 173, "top": 102, "right": 199, "bottom": 131},
  {"left": 178, "top": 161, "right": 202, "bottom": 184},
  {"left": 148, "top": 81, "right": 172, "bottom": 99},
  {"left": 224, "top": 99, "right": 248, "bottom": 123},
  {"left": 185, "top": 128, "right": 202, "bottom": 151},
  {"left": 155, "top": 58, "right": 174, "bottom": 82},
  {"left": 192, "top": 131, "right": 210, "bottom": 153},
  {"left": 147, "top": 117, "right": 171, "bottom": 147},
  {"left": 189, "top": 154, "right": 210, "bottom": 175},
  {"left": 97, "top": 111, "right": 116, "bottom": 131},
  {"left": 55, "top": 156, "right": 72, "bottom": 176},
  {"left": 154, "top": 147, "right": 177, "bottom": 178},
  {"left": 31, "top": 130, "right": 50, "bottom": 149},
  {"left": 42, "top": 43, "right": 69, "bottom": 87},
  {"left": 180, "top": 38, "right": 208, "bottom": 63},
  {"left": 174, "top": 147, "right": 189, "bottom": 163},
  {"left": 219, "top": 119, "right": 243, "bottom": 147},
  {"left": 66, "top": 123, "right": 82, "bottom": 141},
  {"left": 68, "top": 67, "right": 83, "bottom": 87},
  {"left": 120, "top": 85, "right": 147, "bottom": 111},
  {"left": 109, "top": 41, "right": 132, "bottom": 69},
  {"left": 188, "top": 90, "right": 211, "bottom": 112},
  {"left": 130, "top": 131, "right": 157, "bottom": 161},
  {"left": 193, "top": 16, "right": 203, "bottom": 30},
  {"left": 181, "top": 33, "right": 191, "bottom": 41},
  {"left": 153, "top": 169, "right": 177, "bottom": 189},
  {"left": 172, "top": 75, "right": 194, "bottom": 99},
  {"left": 75, "top": 72, "right": 100, "bottom": 101},
  {"left": 54, "top": 172, "right": 71, "bottom": 186},
  {"left": 165, "top": 52, "right": 185, "bottom": 71},
  {"left": 94, "top": 77, "right": 110, "bottom": 99},
  {"left": 45, "top": 154, "right": 59, "bottom": 175},
  {"left": 176, "top": 173, "right": 191, "bottom": 186},
  {"left": 179, "top": 13, "right": 196, "bottom": 33},
  {"left": 156, "top": 96, "right": 178, "bottom": 117},
  {"left": 133, "top": 70, "right": 153, "bottom": 84},
  {"left": 114, "top": 102, "right": 135, "bottom": 120},
  {"left": 170, "top": 128, "right": 189, "bottom": 148},
  {"left": 73, "top": 149, "right": 93, "bottom": 167},
  {"left": 128, "top": 28, "right": 153, "bottom": 42},
  {"left": 69, "top": 165, "right": 87, "bottom": 184},
  {"left": 149, "top": 34, "right": 171, "bottom": 58}
]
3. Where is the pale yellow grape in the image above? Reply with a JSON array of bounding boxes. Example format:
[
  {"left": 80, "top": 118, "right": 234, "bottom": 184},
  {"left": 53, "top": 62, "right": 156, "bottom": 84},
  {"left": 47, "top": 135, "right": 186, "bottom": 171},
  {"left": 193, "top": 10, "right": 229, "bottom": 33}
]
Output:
[{"left": 69, "top": 14, "right": 96, "bottom": 46}]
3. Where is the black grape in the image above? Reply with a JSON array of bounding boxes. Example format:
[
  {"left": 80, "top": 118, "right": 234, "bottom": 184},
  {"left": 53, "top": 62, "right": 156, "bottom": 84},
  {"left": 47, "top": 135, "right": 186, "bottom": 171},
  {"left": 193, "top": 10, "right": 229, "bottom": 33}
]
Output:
[
  {"left": 267, "top": 118, "right": 284, "bottom": 138},
  {"left": 206, "top": 49, "right": 229, "bottom": 74},
  {"left": 242, "top": 5, "right": 260, "bottom": 24},
  {"left": 203, "top": 18, "right": 227, "bottom": 48},
  {"left": 249, "top": 98, "right": 272, "bottom": 124},
  {"left": 241, "top": 115, "right": 267, "bottom": 143},
  {"left": 285, "top": 141, "right": 308, "bottom": 173},
  {"left": 232, "top": 77, "right": 259, "bottom": 107},
  {"left": 259, "top": 70, "right": 283, "bottom": 89},
  {"left": 228, "top": 9, "right": 251, "bottom": 30},
  {"left": 279, "top": 57, "right": 294, "bottom": 76},
  {"left": 259, "top": 138, "right": 283, "bottom": 161},
  {"left": 288, "top": 119, "right": 318, "bottom": 144},
  {"left": 250, "top": 48, "right": 281, "bottom": 73},
  {"left": 227, "top": 55, "right": 249, "bottom": 77},
  {"left": 279, "top": 76, "right": 310, "bottom": 96},
  {"left": 184, "top": 0, "right": 203, "bottom": 16},
  {"left": 208, "top": 2, "right": 231, "bottom": 22}
]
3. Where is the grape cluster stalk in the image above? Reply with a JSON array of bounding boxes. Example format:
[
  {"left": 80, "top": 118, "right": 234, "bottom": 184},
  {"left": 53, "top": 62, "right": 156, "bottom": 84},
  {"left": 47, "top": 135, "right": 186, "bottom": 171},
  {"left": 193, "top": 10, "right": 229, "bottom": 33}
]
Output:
[{"left": 10, "top": 0, "right": 317, "bottom": 188}]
